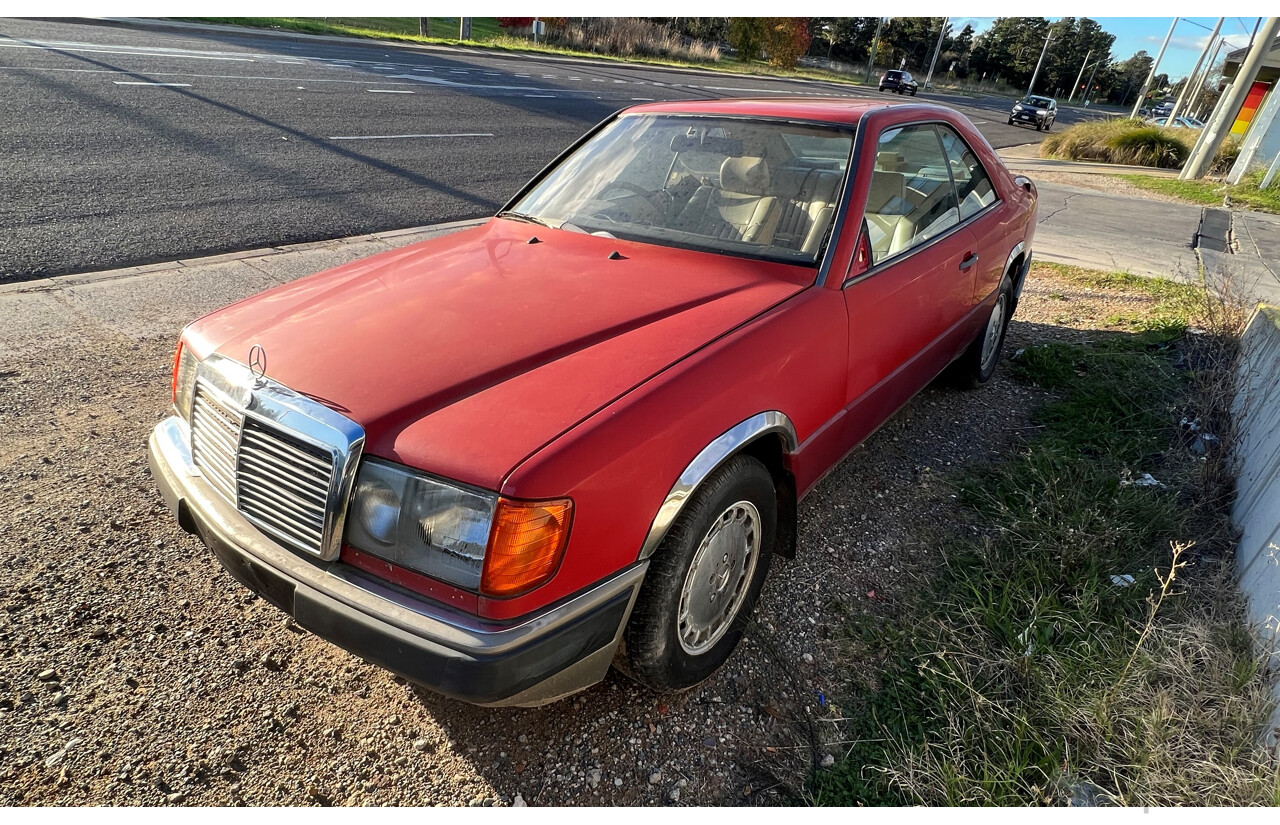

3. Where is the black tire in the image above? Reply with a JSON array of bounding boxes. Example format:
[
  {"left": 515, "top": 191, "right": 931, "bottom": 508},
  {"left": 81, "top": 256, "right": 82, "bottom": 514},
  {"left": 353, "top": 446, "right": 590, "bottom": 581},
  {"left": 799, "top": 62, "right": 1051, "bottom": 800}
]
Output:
[
  {"left": 1045, "top": 119, "right": 1052, "bottom": 132},
  {"left": 878, "top": 86, "right": 885, "bottom": 92},
  {"left": 910, "top": 88, "right": 917, "bottom": 96},
  {"left": 947, "top": 272, "right": 1014, "bottom": 389},
  {"left": 1008, "top": 118, "right": 1015, "bottom": 126},
  {"left": 621, "top": 454, "right": 777, "bottom": 691}
]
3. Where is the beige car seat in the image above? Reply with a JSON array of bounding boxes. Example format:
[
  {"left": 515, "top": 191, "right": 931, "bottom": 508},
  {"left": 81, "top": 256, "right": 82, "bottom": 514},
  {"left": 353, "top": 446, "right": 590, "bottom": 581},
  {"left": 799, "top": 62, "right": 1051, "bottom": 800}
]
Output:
[{"left": 675, "top": 157, "right": 781, "bottom": 244}]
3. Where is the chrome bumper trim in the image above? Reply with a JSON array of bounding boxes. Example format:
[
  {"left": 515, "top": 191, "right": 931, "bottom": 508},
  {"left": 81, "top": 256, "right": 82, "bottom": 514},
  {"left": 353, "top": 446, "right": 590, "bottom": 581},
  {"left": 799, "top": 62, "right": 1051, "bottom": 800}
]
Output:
[{"left": 150, "top": 415, "right": 647, "bottom": 657}]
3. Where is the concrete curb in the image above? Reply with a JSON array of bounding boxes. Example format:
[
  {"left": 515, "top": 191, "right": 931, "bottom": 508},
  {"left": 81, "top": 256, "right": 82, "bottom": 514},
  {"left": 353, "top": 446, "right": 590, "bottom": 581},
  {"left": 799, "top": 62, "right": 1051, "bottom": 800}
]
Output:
[{"left": 0, "top": 218, "right": 488, "bottom": 296}]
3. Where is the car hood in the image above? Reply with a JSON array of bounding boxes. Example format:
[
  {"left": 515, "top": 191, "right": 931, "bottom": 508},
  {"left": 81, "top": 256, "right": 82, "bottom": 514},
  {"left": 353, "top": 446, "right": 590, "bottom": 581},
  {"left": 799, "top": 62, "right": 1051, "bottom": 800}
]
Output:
[{"left": 187, "top": 218, "right": 812, "bottom": 490}]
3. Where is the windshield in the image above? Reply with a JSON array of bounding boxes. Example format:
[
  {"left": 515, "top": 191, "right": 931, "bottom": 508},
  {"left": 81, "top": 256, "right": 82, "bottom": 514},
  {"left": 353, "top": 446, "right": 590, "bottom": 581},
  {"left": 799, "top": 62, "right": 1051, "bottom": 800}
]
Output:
[
  {"left": 1024, "top": 96, "right": 1052, "bottom": 108},
  {"left": 505, "top": 114, "right": 854, "bottom": 265}
]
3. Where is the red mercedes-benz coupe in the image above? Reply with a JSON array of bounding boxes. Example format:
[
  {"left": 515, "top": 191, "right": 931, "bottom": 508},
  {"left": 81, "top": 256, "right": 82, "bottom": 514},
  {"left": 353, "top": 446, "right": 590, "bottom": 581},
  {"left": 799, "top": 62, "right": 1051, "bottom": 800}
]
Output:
[{"left": 149, "top": 98, "right": 1037, "bottom": 705}]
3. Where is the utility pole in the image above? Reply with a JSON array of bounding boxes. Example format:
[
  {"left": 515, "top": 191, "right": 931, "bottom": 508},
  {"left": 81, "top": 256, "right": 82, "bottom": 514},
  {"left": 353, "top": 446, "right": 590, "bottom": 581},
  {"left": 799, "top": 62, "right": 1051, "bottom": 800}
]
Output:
[
  {"left": 418, "top": 18, "right": 429, "bottom": 37},
  {"left": 1168, "top": 18, "right": 1222, "bottom": 123},
  {"left": 924, "top": 17, "right": 949, "bottom": 90},
  {"left": 864, "top": 17, "right": 885, "bottom": 84},
  {"left": 1026, "top": 21, "right": 1058, "bottom": 98},
  {"left": 1186, "top": 37, "right": 1227, "bottom": 118},
  {"left": 1129, "top": 17, "right": 1178, "bottom": 118},
  {"left": 1068, "top": 49, "right": 1092, "bottom": 103},
  {"left": 459, "top": 17, "right": 472, "bottom": 40},
  {"left": 1182, "top": 16, "right": 1280, "bottom": 180}
]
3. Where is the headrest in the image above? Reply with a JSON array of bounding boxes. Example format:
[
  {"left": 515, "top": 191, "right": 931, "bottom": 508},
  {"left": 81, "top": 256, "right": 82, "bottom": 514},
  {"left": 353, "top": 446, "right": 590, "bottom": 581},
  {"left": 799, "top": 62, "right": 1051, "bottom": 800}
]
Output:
[
  {"left": 876, "top": 151, "right": 906, "bottom": 172},
  {"left": 867, "top": 171, "right": 906, "bottom": 214},
  {"left": 720, "top": 157, "right": 771, "bottom": 196}
]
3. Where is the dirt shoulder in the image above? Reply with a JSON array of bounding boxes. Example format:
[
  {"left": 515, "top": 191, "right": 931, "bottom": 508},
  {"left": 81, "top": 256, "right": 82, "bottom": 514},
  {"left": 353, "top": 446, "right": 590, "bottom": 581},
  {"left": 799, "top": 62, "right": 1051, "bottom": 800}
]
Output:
[{"left": 0, "top": 263, "right": 1186, "bottom": 806}]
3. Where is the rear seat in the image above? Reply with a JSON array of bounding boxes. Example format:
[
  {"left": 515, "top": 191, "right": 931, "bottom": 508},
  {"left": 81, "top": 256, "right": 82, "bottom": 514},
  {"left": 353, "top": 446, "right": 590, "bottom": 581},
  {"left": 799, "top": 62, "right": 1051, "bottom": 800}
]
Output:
[{"left": 772, "top": 168, "right": 843, "bottom": 254}]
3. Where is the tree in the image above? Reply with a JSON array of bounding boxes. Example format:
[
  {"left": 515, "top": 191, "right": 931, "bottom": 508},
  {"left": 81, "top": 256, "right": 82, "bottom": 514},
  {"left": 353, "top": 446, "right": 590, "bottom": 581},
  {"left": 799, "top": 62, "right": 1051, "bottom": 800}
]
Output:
[
  {"left": 764, "top": 18, "right": 811, "bottom": 68},
  {"left": 728, "top": 18, "right": 768, "bottom": 62}
]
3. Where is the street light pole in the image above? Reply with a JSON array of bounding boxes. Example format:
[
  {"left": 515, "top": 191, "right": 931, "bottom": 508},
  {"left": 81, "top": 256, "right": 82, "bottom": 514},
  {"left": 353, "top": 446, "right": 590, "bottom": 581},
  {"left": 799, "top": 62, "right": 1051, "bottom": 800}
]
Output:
[
  {"left": 1182, "top": 16, "right": 1280, "bottom": 179},
  {"left": 1168, "top": 17, "right": 1222, "bottom": 123},
  {"left": 865, "top": 17, "right": 885, "bottom": 84},
  {"left": 1068, "top": 49, "right": 1092, "bottom": 103},
  {"left": 1026, "top": 21, "right": 1058, "bottom": 98},
  {"left": 924, "top": 17, "right": 949, "bottom": 90},
  {"left": 1129, "top": 17, "right": 1179, "bottom": 118}
]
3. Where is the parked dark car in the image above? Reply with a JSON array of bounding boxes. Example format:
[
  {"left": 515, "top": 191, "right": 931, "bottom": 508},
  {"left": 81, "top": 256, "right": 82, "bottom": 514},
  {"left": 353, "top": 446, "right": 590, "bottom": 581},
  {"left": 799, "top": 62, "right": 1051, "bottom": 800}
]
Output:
[
  {"left": 1008, "top": 95, "right": 1057, "bottom": 131},
  {"left": 879, "top": 70, "right": 918, "bottom": 96}
]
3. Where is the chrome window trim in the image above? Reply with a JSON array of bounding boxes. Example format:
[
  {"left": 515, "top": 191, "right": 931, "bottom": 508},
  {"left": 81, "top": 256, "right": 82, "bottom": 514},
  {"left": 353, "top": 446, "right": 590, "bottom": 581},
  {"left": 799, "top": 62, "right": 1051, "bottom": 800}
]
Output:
[
  {"left": 188, "top": 354, "right": 365, "bottom": 561},
  {"left": 638, "top": 411, "right": 797, "bottom": 561}
]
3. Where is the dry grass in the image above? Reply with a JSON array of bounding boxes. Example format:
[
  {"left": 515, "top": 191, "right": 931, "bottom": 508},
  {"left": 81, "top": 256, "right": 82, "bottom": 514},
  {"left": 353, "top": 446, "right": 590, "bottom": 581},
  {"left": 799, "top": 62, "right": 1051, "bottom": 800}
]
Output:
[{"left": 538, "top": 18, "right": 720, "bottom": 63}]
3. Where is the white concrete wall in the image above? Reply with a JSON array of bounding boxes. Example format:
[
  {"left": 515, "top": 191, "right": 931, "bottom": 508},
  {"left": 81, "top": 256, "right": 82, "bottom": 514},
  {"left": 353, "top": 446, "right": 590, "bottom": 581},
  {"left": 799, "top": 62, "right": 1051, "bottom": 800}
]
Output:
[{"left": 1232, "top": 305, "right": 1280, "bottom": 747}]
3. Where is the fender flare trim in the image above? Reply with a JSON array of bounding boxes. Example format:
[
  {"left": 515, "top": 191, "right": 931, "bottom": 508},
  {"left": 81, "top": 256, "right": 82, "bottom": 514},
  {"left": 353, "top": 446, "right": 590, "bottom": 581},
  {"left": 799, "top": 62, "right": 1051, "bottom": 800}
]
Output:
[{"left": 637, "top": 411, "right": 797, "bottom": 560}]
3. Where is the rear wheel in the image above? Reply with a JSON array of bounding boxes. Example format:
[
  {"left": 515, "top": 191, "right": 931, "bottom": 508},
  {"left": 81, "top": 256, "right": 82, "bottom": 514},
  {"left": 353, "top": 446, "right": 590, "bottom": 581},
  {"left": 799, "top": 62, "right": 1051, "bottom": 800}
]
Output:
[
  {"left": 621, "top": 455, "right": 776, "bottom": 691},
  {"left": 947, "top": 273, "right": 1014, "bottom": 389}
]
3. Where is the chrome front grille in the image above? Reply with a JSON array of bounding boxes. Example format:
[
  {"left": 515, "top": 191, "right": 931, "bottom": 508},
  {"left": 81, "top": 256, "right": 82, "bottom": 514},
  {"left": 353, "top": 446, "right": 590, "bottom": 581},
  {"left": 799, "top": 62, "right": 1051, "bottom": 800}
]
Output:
[
  {"left": 186, "top": 358, "right": 364, "bottom": 561},
  {"left": 190, "top": 384, "right": 242, "bottom": 505},
  {"left": 237, "top": 418, "right": 332, "bottom": 554}
]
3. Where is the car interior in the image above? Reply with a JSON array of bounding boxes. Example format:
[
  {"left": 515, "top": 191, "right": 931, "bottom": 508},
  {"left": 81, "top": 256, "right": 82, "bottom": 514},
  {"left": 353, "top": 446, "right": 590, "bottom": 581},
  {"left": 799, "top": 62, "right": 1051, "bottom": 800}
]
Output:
[{"left": 861, "top": 126, "right": 968, "bottom": 263}]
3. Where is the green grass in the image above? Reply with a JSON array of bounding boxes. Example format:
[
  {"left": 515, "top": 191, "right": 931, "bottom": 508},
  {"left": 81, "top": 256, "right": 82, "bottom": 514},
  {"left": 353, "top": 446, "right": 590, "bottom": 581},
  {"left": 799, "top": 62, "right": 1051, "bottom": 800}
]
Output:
[
  {"left": 1118, "top": 172, "right": 1280, "bottom": 215},
  {"left": 1040, "top": 118, "right": 1241, "bottom": 172},
  {"left": 193, "top": 16, "right": 504, "bottom": 45},
  {"left": 812, "top": 270, "right": 1276, "bottom": 806},
  {"left": 189, "top": 17, "right": 888, "bottom": 88}
]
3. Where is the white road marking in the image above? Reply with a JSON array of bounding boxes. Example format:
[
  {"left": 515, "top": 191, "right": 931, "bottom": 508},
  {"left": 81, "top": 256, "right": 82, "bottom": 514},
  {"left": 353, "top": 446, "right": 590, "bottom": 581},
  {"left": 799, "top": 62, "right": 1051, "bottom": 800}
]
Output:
[
  {"left": 542, "top": 74, "right": 556, "bottom": 78},
  {"left": 515, "top": 73, "right": 531, "bottom": 77},
  {"left": 971, "top": 120, "right": 990, "bottom": 124},
  {"left": 328, "top": 133, "right": 494, "bottom": 140},
  {"left": 0, "top": 41, "right": 254, "bottom": 62},
  {"left": 523, "top": 94, "right": 556, "bottom": 98},
  {"left": 112, "top": 81, "right": 191, "bottom": 87},
  {"left": 367, "top": 89, "right": 414, "bottom": 94},
  {"left": 568, "top": 76, "right": 581, "bottom": 80},
  {"left": 275, "top": 60, "right": 305, "bottom": 65},
  {"left": 483, "top": 72, "right": 499, "bottom": 76},
  {"left": 449, "top": 70, "right": 469, "bottom": 74},
  {"left": 631, "top": 97, "right": 655, "bottom": 101},
  {"left": 613, "top": 79, "right": 626, "bottom": 83}
]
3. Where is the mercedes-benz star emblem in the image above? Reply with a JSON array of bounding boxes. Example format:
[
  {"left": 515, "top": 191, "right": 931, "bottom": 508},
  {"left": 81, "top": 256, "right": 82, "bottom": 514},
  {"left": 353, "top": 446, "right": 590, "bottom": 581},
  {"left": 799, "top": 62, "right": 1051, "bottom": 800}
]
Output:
[{"left": 248, "top": 344, "right": 267, "bottom": 386}]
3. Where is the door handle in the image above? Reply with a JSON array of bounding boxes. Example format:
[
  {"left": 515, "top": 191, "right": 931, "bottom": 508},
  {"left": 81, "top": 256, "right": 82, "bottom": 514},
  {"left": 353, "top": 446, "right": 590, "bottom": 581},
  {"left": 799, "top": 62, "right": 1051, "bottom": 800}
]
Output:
[{"left": 959, "top": 252, "right": 979, "bottom": 272}]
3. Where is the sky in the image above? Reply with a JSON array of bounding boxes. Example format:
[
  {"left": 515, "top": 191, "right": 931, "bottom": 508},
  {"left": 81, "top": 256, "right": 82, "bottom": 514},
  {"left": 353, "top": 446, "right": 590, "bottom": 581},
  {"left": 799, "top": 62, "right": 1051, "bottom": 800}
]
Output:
[{"left": 951, "top": 16, "right": 1264, "bottom": 81}]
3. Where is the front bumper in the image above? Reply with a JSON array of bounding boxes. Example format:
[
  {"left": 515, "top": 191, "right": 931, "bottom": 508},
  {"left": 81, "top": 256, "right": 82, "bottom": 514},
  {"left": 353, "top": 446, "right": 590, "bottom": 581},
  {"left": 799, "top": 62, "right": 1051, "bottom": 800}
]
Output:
[{"left": 148, "top": 416, "right": 645, "bottom": 706}]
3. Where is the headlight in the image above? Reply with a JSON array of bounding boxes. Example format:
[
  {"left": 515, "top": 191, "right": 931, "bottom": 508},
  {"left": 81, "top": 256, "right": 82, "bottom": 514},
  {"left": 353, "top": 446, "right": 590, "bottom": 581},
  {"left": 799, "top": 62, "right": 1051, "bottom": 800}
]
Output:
[
  {"left": 345, "top": 459, "right": 573, "bottom": 595},
  {"left": 1037, "top": 109, "right": 1048, "bottom": 115},
  {"left": 172, "top": 341, "right": 199, "bottom": 420},
  {"left": 1013, "top": 104, "right": 1024, "bottom": 111}
]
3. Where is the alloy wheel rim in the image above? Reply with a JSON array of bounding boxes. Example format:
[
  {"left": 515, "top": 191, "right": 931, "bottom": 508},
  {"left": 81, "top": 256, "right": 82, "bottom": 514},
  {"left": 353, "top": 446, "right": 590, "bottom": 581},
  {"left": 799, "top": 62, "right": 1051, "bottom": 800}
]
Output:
[
  {"left": 677, "top": 500, "right": 761, "bottom": 656},
  {"left": 981, "top": 292, "right": 1008, "bottom": 371}
]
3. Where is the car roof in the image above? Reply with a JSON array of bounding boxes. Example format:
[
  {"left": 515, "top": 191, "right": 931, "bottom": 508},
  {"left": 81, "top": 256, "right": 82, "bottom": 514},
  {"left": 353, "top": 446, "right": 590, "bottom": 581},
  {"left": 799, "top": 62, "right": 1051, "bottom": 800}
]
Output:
[{"left": 622, "top": 97, "right": 936, "bottom": 126}]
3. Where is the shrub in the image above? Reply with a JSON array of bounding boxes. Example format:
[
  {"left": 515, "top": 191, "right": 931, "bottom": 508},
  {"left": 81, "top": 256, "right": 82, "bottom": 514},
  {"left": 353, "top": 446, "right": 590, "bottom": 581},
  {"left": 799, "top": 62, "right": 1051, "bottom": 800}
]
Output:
[
  {"left": 1039, "top": 119, "right": 1237, "bottom": 171},
  {"left": 497, "top": 17, "right": 533, "bottom": 30}
]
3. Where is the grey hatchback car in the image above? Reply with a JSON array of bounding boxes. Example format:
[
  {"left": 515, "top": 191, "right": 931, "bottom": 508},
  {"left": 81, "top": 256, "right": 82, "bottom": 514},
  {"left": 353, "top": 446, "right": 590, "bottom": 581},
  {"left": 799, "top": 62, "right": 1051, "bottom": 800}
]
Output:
[{"left": 1009, "top": 95, "right": 1057, "bottom": 131}]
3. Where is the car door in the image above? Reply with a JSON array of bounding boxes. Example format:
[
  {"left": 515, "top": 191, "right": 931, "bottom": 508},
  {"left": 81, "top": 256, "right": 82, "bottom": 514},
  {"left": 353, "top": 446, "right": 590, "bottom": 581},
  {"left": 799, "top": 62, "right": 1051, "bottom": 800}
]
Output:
[
  {"left": 839, "top": 122, "right": 979, "bottom": 448},
  {"left": 935, "top": 123, "right": 1005, "bottom": 322}
]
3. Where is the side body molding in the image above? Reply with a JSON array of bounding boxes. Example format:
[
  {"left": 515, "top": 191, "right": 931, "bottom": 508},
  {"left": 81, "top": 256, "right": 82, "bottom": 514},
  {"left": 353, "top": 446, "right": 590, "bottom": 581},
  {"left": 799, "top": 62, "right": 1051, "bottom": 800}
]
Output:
[{"left": 637, "top": 411, "right": 797, "bottom": 560}]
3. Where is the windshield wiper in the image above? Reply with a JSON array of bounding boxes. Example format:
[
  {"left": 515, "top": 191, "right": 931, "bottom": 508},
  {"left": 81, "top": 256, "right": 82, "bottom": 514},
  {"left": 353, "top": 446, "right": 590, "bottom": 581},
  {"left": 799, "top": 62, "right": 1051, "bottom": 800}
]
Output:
[{"left": 496, "top": 210, "right": 554, "bottom": 229}]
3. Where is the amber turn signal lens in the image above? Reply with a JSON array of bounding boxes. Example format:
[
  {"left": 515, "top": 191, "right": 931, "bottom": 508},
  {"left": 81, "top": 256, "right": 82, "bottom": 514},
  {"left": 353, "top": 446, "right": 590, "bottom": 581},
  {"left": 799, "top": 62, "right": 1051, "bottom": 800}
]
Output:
[
  {"left": 480, "top": 498, "right": 573, "bottom": 597},
  {"left": 170, "top": 340, "right": 184, "bottom": 404}
]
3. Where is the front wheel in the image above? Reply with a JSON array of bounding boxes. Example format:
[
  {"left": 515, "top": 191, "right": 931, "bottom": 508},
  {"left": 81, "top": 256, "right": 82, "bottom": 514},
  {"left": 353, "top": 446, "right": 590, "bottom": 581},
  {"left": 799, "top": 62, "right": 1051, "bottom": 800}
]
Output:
[
  {"left": 1008, "top": 118, "right": 1015, "bottom": 126},
  {"left": 910, "top": 89, "right": 917, "bottom": 96},
  {"left": 620, "top": 455, "right": 777, "bottom": 691},
  {"left": 947, "top": 273, "right": 1014, "bottom": 389}
]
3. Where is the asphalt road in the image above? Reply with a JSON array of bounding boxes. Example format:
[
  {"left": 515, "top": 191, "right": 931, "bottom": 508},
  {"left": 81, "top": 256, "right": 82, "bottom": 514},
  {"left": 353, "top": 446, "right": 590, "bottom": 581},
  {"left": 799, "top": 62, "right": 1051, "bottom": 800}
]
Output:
[{"left": 0, "top": 18, "right": 1098, "bottom": 281}]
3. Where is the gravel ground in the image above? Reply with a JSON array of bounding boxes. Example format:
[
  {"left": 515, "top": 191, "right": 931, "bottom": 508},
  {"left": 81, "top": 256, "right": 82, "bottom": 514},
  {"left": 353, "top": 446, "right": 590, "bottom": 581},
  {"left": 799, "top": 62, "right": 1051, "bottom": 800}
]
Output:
[{"left": 0, "top": 265, "right": 1164, "bottom": 806}]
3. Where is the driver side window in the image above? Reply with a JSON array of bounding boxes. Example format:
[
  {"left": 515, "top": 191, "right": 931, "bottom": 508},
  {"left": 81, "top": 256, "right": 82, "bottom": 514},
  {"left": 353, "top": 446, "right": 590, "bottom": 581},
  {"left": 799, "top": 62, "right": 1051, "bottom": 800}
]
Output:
[{"left": 862, "top": 125, "right": 960, "bottom": 264}]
